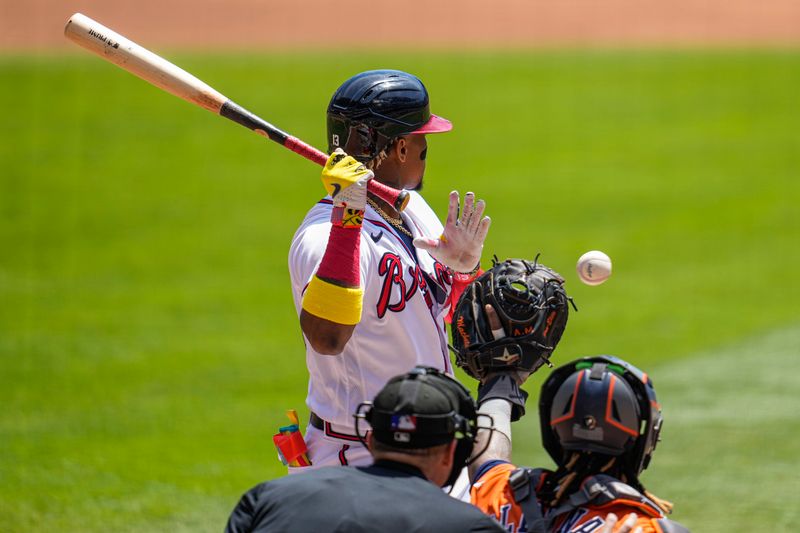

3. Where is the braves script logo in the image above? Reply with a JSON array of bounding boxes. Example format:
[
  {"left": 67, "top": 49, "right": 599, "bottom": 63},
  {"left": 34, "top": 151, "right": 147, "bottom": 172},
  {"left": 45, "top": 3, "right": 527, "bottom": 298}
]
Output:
[{"left": 377, "top": 253, "right": 445, "bottom": 318}]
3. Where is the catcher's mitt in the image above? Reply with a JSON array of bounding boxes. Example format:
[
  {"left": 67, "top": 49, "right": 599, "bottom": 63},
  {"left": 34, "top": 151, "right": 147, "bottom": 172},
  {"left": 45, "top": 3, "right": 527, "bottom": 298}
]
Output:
[{"left": 451, "top": 257, "right": 572, "bottom": 380}]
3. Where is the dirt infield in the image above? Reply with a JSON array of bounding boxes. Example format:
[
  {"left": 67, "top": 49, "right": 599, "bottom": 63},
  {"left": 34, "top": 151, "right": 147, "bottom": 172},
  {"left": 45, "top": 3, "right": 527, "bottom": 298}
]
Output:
[{"left": 2, "top": 0, "right": 799, "bottom": 51}]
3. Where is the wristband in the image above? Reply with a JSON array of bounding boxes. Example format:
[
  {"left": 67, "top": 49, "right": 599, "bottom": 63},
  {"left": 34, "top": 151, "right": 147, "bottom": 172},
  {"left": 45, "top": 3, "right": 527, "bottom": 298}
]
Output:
[
  {"left": 445, "top": 267, "right": 484, "bottom": 324},
  {"left": 462, "top": 262, "right": 481, "bottom": 276},
  {"left": 302, "top": 276, "right": 364, "bottom": 325},
  {"left": 452, "top": 265, "right": 482, "bottom": 282},
  {"left": 332, "top": 207, "right": 365, "bottom": 229},
  {"left": 316, "top": 222, "right": 361, "bottom": 287},
  {"left": 478, "top": 373, "right": 528, "bottom": 422}
]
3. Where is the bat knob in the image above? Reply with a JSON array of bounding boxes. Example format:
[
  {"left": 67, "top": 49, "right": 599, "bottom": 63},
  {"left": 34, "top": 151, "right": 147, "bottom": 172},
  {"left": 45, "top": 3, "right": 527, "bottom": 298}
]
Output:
[{"left": 395, "top": 191, "right": 410, "bottom": 212}]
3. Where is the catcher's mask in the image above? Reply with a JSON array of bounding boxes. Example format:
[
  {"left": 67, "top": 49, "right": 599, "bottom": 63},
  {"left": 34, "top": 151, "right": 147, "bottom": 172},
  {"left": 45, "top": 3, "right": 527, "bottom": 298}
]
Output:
[
  {"left": 539, "top": 355, "right": 663, "bottom": 481},
  {"left": 354, "top": 366, "right": 478, "bottom": 488},
  {"left": 327, "top": 70, "right": 452, "bottom": 163},
  {"left": 451, "top": 257, "right": 572, "bottom": 380}
]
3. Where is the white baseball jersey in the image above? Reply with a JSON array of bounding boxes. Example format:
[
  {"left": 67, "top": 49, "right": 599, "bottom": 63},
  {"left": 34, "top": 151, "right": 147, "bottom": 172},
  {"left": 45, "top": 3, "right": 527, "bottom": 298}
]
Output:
[{"left": 289, "top": 191, "right": 454, "bottom": 432}]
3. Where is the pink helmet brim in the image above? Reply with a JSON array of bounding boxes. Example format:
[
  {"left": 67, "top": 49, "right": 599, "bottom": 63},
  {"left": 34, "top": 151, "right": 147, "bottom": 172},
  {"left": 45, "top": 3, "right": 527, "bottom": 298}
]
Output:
[{"left": 412, "top": 114, "right": 453, "bottom": 134}]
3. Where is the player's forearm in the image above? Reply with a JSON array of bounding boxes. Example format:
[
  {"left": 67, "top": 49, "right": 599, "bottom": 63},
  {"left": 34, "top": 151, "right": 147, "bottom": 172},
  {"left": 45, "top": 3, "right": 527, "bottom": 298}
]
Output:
[
  {"left": 300, "top": 223, "right": 364, "bottom": 354},
  {"left": 468, "top": 373, "right": 529, "bottom": 480},
  {"left": 300, "top": 223, "right": 368, "bottom": 356},
  {"left": 468, "top": 398, "right": 513, "bottom": 480}
]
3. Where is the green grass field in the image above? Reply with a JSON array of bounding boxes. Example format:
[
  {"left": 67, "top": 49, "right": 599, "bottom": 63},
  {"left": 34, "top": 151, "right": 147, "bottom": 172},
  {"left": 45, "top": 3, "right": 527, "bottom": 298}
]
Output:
[{"left": 2, "top": 50, "right": 798, "bottom": 531}]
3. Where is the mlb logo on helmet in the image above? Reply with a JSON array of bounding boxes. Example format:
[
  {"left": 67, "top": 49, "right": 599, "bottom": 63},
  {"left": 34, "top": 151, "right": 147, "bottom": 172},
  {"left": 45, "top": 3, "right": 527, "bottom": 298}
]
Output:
[{"left": 390, "top": 414, "right": 417, "bottom": 431}]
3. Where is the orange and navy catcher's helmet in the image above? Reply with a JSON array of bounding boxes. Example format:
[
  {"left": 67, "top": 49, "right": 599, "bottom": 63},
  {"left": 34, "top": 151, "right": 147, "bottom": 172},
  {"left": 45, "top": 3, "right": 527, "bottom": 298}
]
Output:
[{"left": 539, "top": 355, "right": 663, "bottom": 482}]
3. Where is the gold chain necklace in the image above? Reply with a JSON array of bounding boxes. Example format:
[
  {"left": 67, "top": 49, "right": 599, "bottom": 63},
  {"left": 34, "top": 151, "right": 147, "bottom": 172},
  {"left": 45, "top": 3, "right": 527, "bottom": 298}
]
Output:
[{"left": 367, "top": 198, "right": 413, "bottom": 238}]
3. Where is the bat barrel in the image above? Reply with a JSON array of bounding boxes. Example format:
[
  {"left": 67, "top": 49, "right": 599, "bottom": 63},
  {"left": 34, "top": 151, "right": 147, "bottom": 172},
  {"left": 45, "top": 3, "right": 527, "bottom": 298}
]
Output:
[{"left": 64, "top": 13, "right": 227, "bottom": 113}]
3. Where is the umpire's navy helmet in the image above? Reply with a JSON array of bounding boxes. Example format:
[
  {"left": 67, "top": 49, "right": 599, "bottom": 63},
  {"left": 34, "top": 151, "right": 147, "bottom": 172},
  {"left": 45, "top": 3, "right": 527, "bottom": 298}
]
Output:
[
  {"left": 327, "top": 70, "right": 452, "bottom": 162},
  {"left": 539, "top": 355, "right": 663, "bottom": 479}
]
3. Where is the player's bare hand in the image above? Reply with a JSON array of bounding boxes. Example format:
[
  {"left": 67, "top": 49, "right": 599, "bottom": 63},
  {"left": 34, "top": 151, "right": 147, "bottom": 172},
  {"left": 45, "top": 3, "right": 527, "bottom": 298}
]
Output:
[
  {"left": 413, "top": 190, "right": 491, "bottom": 273},
  {"left": 599, "top": 513, "right": 643, "bottom": 533},
  {"left": 321, "top": 149, "right": 374, "bottom": 212}
]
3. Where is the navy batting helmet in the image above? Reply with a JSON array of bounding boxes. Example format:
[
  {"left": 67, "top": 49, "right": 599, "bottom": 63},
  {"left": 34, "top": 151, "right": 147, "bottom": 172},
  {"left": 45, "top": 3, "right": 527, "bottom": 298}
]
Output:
[
  {"left": 539, "top": 355, "right": 663, "bottom": 480},
  {"left": 326, "top": 70, "right": 452, "bottom": 163}
]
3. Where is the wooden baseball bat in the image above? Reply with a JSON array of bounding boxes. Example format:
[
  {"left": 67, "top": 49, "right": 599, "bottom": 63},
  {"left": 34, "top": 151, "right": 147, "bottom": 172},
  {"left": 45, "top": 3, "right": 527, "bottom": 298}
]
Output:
[{"left": 63, "top": 13, "right": 409, "bottom": 212}]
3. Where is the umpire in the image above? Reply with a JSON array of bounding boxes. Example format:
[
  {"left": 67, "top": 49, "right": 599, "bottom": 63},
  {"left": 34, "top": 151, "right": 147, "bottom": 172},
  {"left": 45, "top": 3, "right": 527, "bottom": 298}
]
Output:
[{"left": 225, "top": 366, "right": 503, "bottom": 532}]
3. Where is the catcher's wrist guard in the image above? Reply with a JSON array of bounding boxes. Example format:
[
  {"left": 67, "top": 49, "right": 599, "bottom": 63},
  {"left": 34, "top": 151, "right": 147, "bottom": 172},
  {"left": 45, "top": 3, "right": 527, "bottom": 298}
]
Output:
[{"left": 478, "top": 373, "right": 528, "bottom": 422}]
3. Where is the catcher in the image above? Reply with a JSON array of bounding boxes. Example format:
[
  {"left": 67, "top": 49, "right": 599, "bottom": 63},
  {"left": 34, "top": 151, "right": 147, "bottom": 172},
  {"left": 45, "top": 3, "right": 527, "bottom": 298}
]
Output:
[{"left": 451, "top": 268, "right": 689, "bottom": 533}]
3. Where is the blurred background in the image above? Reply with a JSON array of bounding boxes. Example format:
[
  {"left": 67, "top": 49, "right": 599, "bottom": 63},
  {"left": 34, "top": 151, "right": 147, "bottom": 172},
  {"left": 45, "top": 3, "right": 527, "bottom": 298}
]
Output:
[{"left": 2, "top": 1, "right": 799, "bottom": 531}]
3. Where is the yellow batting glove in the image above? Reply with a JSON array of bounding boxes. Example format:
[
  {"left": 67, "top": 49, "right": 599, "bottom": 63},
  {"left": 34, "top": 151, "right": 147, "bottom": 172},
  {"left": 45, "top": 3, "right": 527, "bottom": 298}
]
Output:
[{"left": 322, "top": 149, "right": 373, "bottom": 212}]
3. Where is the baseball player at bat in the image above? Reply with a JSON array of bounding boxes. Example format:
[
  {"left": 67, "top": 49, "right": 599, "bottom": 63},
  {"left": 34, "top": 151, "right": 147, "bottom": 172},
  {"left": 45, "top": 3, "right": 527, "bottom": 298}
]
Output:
[{"left": 289, "top": 70, "right": 491, "bottom": 471}]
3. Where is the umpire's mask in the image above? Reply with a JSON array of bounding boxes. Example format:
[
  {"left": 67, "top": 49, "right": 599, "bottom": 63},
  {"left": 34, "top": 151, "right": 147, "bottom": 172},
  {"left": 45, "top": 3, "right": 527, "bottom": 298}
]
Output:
[{"left": 354, "top": 366, "right": 477, "bottom": 487}]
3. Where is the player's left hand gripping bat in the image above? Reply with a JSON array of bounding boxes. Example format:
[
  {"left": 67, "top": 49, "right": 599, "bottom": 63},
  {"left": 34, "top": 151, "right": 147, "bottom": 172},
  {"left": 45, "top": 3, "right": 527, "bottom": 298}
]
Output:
[{"left": 63, "top": 13, "right": 410, "bottom": 212}]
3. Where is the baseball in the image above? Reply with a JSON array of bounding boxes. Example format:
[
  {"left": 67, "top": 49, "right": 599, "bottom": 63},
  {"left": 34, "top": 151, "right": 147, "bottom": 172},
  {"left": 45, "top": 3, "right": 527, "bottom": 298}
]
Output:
[{"left": 576, "top": 250, "right": 612, "bottom": 286}]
